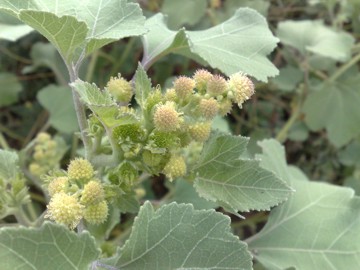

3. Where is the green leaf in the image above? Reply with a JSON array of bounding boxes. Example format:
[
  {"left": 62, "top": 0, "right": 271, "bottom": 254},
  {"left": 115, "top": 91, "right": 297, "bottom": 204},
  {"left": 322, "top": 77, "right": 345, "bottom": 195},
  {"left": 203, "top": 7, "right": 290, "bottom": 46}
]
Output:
[
  {"left": 194, "top": 133, "right": 293, "bottom": 213},
  {"left": 303, "top": 70, "right": 360, "bottom": 147},
  {"left": 114, "top": 192, "right": 140, "bottom": 214},
  {"left": 37, "top": 85, "right": 78, "bottom": 133},
  {"left": 277, "top": 20, "right": 355, "bottom": 62},
  {"left": 0, "top": 73, "right": 22, "bottom": 107},
  {"left": 0, "top": 0, "right": 146, "bottom": 64},
  {"left": 248, "top": 139, "right": 360, "bottom": 270},
  {"left": 271, "top": 66, "right": 303, "bottom": 92},
  {"left": 102, "top": 201, "right": 252, "bottom": 270},
  {"left": 0, "top": 12, "right": 32, "bottom": 41},
  {"left": 171, "top": 178, "right": 218, "bottom": 210},
  {"left": 142, "top": 8, "right": 279, "bottom": 82},
  {"left": 0, "top": 149, "right": 18, "bottom": 181},
  {"left": 161, "top": 0, "right": 207, "bottom": 29},
  {"left": 134, "top": 64, "right": 152, "bottom": 108},
  {"left": 0, "top": 222, "right": 100, "bottom": 270}
]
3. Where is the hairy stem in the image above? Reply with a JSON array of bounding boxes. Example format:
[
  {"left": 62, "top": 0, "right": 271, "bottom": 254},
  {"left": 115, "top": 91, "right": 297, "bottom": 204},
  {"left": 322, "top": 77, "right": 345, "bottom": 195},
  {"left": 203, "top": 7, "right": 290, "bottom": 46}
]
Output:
[{"left": 329, "top": 52, "right": 360, "bottom": 82}]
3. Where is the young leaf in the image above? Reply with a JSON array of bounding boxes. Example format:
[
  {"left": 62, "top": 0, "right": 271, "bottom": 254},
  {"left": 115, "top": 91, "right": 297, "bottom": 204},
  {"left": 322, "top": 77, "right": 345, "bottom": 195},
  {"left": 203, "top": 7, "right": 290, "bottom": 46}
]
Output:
[
  {"left": 101, "top": 201, "right": 252, "bottom": 270},
  {"left": 0, "top": 149, "right": 18, "bottom": 181},
  {"left": 248, "top": 139, "right": 360, "bottom": 270},
  {"left": 193, "top": 133, "right": 293, "bottom": 213},
  {"left": 134, "top": 64, "right": 152, "bottom": 108},
  {"left": 277, "top": 20, "right": 355, "bottom": 62},
  {"left": 0, "top": 0, "right": 146, "bottom": 64},
  {"left": 142, "top": 8, "right": 279, "bottom": 82},
  {"left": 0, "top": 222, "right": 100, "bottom": 270},
  {"left": 37, "top": 85, "right": 79, "bottom": 133},
  {"left": 303, "top": 69, "right": 360, "bottom": 147}
]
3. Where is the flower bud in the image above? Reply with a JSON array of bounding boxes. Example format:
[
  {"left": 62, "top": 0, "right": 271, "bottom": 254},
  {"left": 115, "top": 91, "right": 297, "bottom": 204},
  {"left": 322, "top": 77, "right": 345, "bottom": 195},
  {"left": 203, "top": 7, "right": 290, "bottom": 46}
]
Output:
[
  {"left": 153, "top": 102, "right": 181, "bottom": 132},
  {"left": 164, "top": 88, "right": 178, "bottom": 102},
  {"left": 227, "top": 73, "right": 255, "bottom": 108},
  {"left": 48, "top": 176, "right": 69, "bottom": 197},
  {"left": 189, "top": 122, "right": 212, "bottom": 142},
  {"left": 145, "top": 89, "right": 162, "bottom": 112},
  {"left": 149, "top": 131, "right": 179, "bottom": 149},
  {"left": 29, "top": 163, "right": 42, "bottom": 176},
  {"left": 118, "top": 161, "right": 138, "bottom": 185},
  {"left": 207, "top": 75, "right": 227, "bottom": 96},
  {"left": 113, "top": 123, "right": 144, "bottom": 143},
  {"left": 163, "top": 155, "right": 187, "bottom": 181},
  {"left": 84, "top": 200, "right": 108, "bottom": 225},
  {"left": 36, "top": 132, "right": 51, "bottom": 143},
  {"left": 199, "top": 98, "right": 219, "bottom": 119},
  {"left": 218, "top": 99, "right": 233, "bottom": 116},
  {"left": 33, "top": 150, "right": 45, "bottom": 161},
  {"left": 67, "top": 158, "right": 94, "bottom": 182},
  {"left": 193, "top": 69, "right": 212, "bottom": 93},
  {"left": 45, "top": 192, "right": 84, "bottom": 229},
  {"left": 80, "top": 180, "right": 104, "bottom": 205},
  {"left": 173, "top": 76, "right": 195, "bottom": 99},
  {"left": 106, "top": 75, "right": 133, "bottom": 103}
]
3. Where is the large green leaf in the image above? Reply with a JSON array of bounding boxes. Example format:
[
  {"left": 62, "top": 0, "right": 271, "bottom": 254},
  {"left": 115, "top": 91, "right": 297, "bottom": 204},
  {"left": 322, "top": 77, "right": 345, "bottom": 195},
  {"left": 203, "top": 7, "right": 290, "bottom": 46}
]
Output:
[
  {"left": 0, "top": 0, "right": 146, "bottom": 64},
  {"left": 142, "top": 8, "right": 279, "bottom": 82},
  {"left": 277, "top": 20, "right": 355, "bottom": 62},
  {"left": 101, "top": 201, "right": 252, "bottom": 270},
  {"left": 193, "top": 133, "right": 293, "bottom": 213},
  {"left": 37, "top": 85, "right": 78, "bottom": 133},
  {"left": 0, "top": 11, "right": 32, "bottom": 41},
  {"left": 0, "top": 73, "right": 22, "bottom": 107},
  {"left": 247, "top": 139, "right": 360, "bottom": 270},
  {"left": 0, "top": 222, "right": 100, "bottom": 270},
  {"left": 303, "top": 70, "right": 360, "bottom": 147},
  {"left": 0, "top": 149, "right": 18, "bottom": 181}
]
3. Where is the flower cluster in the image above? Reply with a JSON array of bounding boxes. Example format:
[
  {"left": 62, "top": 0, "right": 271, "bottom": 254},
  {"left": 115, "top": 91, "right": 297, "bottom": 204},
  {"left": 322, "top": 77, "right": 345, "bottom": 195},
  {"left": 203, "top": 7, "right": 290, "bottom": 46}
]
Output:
[
  {"left": 28, "top": 133, "right": 64, "bottom": 177},
  {"left": 45, "top": 158, "right": 108, "bottom": 229},
  {"left": 104, "top": 70, "right": 254, "bottom": 183}
]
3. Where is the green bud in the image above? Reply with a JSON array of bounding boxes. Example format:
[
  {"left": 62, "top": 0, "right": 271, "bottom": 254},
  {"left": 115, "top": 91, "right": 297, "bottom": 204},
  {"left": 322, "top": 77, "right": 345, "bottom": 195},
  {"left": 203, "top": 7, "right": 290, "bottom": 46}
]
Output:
[
  {"left": 113, "top": 123, "right": 144, "bottom": 143},
  {"left": 48, "top": 176, "right": 69, "bottom": 197},
  {"left": 36, "top": 132, "right": 51, "bottom": 143},
  {"left": 164, "top": 88, "right": 178, "bottom": 102},
  {"left": 67, "top": 158, "right": 94, "bottom": 182},
  {"left": 145, "top": 88, "right": 163, "bottom": 112},
  {"left": 106, "top": 75, "right": 133, "bottom": 103},
  {"left": 163, "top": 155, "right": 187, "bottom": 181},
  {"left": 142, "top": 150, "right": 164, "bottom": 166},
  {"left": 83, "top": 200, "right": 108, "bottom": 225},
  {"left": 218, "top": 99, "right": 233, "bottom": 116},
  {"left": 173, "top": 76, "right": 195, "bottom": 99},
  {"left": 81, "top": 180, "right": 105, "bottom": 205},
  {"left": 189, "top": 122, "right": 212, "bottom": 142},
  {"left": 118, "top": 161, "right": 138, "bottom": 185},
  {"left": 148, "top": 130, "right": 180, "bottom": 149},
  {"left": 207, "top": 74, "right": 227, "bottom": 96}
]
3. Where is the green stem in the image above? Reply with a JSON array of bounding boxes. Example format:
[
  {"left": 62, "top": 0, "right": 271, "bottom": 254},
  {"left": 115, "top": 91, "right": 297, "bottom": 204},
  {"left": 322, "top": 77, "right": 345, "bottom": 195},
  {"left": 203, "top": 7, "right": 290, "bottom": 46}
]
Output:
[
  {"left": 13, "top": 207, "right": 33, "bottom": 226},
  {"left": 0, "top": 46, "right": 32, "bottom": 64},
  {"left": 0, "top": 123, "right": 24, "bottom": 141},
  {"left": 329, "top": 53, "right": 360, "bottom": 82},
  {"left": 0, "top": 132, "right": 9, "bottom": 150},
  {"left": 275, "top": 100, "right": 302, "bottom": 143}
]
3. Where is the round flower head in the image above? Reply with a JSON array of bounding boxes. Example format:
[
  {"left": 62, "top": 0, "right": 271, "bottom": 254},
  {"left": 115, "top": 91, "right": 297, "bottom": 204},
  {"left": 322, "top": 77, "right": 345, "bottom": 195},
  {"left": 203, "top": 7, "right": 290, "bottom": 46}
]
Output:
[
  {"left": 173, "top": 76, "right": 195, "bottom": 99},
  {"left": 84, "top": 200, "right": 108, "bottom": 225},
  {"left": 45, "top": 192, "right": 84, "bottom": 229},
  {"left": 153, "top": 102, "right": 181, "bottom": 132},
  {"left": 163, "top": 155, "right": 187, "bottom": 181},
  {"left": 67, "top": 158, "right": 94, "bottom": 182},
  {"left": 164, "top": 88, "right": 178, "bottom": 102},
  {"left": 106, "top": 75, "right": 133, "bottom": 103},
  {"left": 29, "top": 163, "right": 42, "bottom": 176},
  {"left": 193, "top": 69, "right": 212, "bottom": 93},
  {"left": 218, "top": 99, "right": 233, "bottom": 116},
  {"left": 199, "top": 98, "right": 219, "bottom": 119},
  {"left": 48, "top": 176, "right": 69, "bottom": 197},
  {"left": 227, "top": 73, "right": 255, "bottom": 108},
  {"left": 206, "top": 74, "right": 227, "bottom": 96},
  {"left": 36, "top": 132, "right": 51, "bottom": 143},
  {"left": 80, "top": 180, "right": 104, "bottom": 205},
  {"left": 189, "top": 122, "right": 212, "bottom": 142}
]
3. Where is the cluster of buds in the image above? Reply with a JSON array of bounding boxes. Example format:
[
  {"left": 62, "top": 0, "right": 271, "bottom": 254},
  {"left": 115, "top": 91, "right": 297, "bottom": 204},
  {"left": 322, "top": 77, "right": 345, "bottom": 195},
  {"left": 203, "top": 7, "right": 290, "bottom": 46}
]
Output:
[
  {"left": 28, "top": 133, "right": 64, "bottom": 177},
  {"left": 45, "top": 158, "right": 108, "bottom": 229},
  {"left": 103, "top": 69, "right": 254, "bottom": 183}
]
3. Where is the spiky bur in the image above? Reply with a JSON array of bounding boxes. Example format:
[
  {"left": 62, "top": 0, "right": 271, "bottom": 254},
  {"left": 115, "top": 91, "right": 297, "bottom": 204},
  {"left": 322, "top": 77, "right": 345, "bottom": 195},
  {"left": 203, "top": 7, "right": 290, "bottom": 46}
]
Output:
[
  {"left": 199, "top": 98, "right": 219, "bottom": 119},
  {"left": 106, "top": 75, "right": 133, "bottom": 103},
  {"left": 227, "top": 73, "right": 255, "bottom": 108},
  {"left": 113, "top": 123, "right": 144, "bottom": 143},
  {"left": 164, "top": 88, "right": 178, "bottom": 102},
  {"left": 153, "top": 102, "right": 181, "bottom": 132},
  {"left": 163, "top": 155, "right": 187, "bottom": 181},
  {"left": 48, "top": 176, "right": 69, "bottom": 197},
  {"left": 193, "top": 69, "right": 212, "bottom": 93},
  {"left": 173, "top": 76, "right": 195, "bottom": 99},
  {"left": 45, "top": 193, "right": 84, "bottom": 229},
  {"left": 189, "top": 122, "right": 212, "bottom": 142},
  {"left": 206, "top": 74, "right": 227, "bottom": 96},
  {"left": 80, "top": 180, "right": 104, "bottom": 205},
  {"left": 83, "top": 200, "right": 108, "bottom": 225},
  {"left": 67, "top": 158, "right": 94, "bottom": 182}
]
